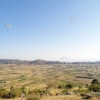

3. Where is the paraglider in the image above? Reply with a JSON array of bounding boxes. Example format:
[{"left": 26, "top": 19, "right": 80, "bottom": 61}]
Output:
[
  {"left": 70, "top": 16, "right": 74, "bottom": 21},
  {"left": 4, "top": 24, "right": 12, "bottom": 28},
  {"left": 61, "top": 57, "right": 67, "bottom": 64},
  {"left": 61, "top": 57, "right": 67, "bottom": 59},
  {"left": 4, "top": 24, "right": 12, "bottom": 32}
]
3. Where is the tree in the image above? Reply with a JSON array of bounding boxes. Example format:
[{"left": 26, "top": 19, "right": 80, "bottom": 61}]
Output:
[{"left": 91, "top": 78, "right": 98, "bottom": 84}]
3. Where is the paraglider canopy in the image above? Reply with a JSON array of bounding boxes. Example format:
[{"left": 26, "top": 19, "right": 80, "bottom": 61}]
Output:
[
  {"left": 4, "top": 24, "right": 12, "bottom": 28},
  {"left": 4, "top": 24, "right": 12, "bottom": 32},
  {"left": 61, "top": 57, "right": 67, "bottom": 64},
  {"left": 70, "top": 16, "right": 74, "bottom": 21},
  {"left": 61, "top": 57, "right": 67, "bottom": 59}
]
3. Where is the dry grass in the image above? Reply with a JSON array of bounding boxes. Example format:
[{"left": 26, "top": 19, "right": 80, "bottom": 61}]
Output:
[
  {"left": 41, "top": 95, "right": 81, "bottom": 100},
  {"left": 0, "top": 95, "right": 81, "bottom": 100},
  {"left": 1, "top": 96, "right": 100, "bottom": 100}
]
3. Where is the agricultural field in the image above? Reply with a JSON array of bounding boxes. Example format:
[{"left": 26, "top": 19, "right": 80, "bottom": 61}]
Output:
[
  {"left": 0, "top": 63, "right": 100, "bottom": 100},
  {"left": 0, "top": 63, "right": 100, "bottom": 89}
]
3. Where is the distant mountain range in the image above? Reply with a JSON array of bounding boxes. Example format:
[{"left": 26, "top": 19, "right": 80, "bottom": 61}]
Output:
[
  {"left": 0, "top": 59, "right": 63, "bottom": 65},
  {"left": 0, "top": 59, "right": 100, "bottom": 65}
]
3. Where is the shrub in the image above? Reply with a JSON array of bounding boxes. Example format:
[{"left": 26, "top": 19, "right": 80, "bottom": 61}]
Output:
[
  {"left": 8, "top": 87, "right": 22, "bottom": 98},
  {"left": 0, "top": 88, "right": 6, "bottom": 97},
  {"left": 28, "top": 89, "right": 39, "bottom": 95},
  {"left": 88, "top": 84, "right": 100, "bottom": 92},
  {"left": 21, "top": 86, "right": 29, "bottom": 94},
  {"left": 0, "top": 90, "right": 9, "bottom": 98},
  {"left": 61, "top": 89, "right": 68, "bottom": 94},
  {"left": 58, "top": 85, "right": 63, "bottom": 89},
  {"left": 73, "top": 89, "right": 89, "bottom": 95},
  {"left": 80, "top": 93, "right": 87, "bottom": 97},
  {"left": 66, "top": 83, "right": 73, "bottom": 89}
]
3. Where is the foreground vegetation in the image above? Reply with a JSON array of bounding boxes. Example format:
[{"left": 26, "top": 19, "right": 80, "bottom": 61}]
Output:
[{"left": 0, "top": 78, "right": 100, "bottom": 100}]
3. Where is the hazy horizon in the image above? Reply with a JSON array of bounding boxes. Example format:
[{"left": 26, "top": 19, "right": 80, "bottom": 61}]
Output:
[
  {"left": 0, "top": 58, "right": 100, "bottom": 62},
  {"left": 1, "top": 0, "right": 100, "bottom": 62}
]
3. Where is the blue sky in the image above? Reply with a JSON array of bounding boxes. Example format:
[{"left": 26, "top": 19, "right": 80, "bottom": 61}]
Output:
[{"left": 0, "top": 0, "right": 100, "bottom": 62}]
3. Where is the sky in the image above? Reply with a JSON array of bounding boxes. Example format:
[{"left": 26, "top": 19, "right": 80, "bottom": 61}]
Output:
[{"left": 0, "top": 0, "right": 100, "bottom": 62}]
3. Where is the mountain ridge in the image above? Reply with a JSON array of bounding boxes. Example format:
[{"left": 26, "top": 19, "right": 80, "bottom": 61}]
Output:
[
  {"left": 0, "top": 59, "right": 63, "bottom": 65},
  {"left": 0, "top": 59, "right": 100, "bottom": 64}
]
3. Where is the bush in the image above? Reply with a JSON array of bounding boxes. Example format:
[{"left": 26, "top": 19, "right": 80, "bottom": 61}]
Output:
[
  {"left": 58, "top": 85, "right": 63, "bottom": 89},
  {"left": 80, "top": 93, "right": 87, "bottom": 97},
  {"left": 88, "top": 84, "right": 100, "bottom": 92},
  {"left": 28, "top": 89, "right": 39, "bottom": 95},
  {"left": 61, "top": 89, "right": 68, "bottom": 94},
  {"left": 66, "top": 83, "right": 73, "bottom": 89},
  {"left": 21, "top": 86, "right": 29, "bottom": 94},
  {"left": 8, "top": 87, "right": 22, "bottom": 98},
  {"left": 0, "top": 90, "right": 9, "bottom": 98},
  {"left": 0, "top": 87, "right": 22, "bottom": 98},
  {"left": 73, "top": 89, "right": 89, "bottom": 95}
]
